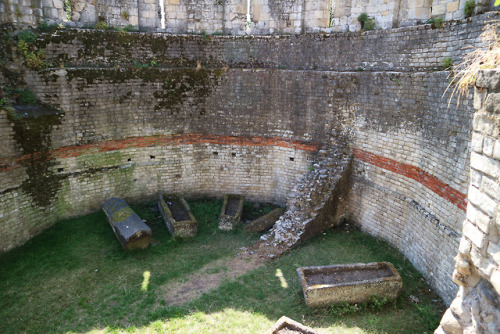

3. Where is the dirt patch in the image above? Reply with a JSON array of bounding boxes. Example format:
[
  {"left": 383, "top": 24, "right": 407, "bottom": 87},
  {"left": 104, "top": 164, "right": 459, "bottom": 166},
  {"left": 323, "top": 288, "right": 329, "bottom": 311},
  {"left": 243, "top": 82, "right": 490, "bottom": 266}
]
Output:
[{"left": 162, "top": 254, "right": 264, "bottom": 306}]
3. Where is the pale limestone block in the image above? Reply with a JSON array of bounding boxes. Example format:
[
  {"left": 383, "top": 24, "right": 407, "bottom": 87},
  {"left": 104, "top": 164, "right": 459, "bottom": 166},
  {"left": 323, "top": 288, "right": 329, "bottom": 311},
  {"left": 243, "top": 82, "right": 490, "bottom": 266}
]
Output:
[
  {"left": 463, "top": 220, "right": 486, "bottom": 249},
  {"left": 488, "top": 242, "right": 500, "bottom": 264},
  {"left": 447, "top": 1, "right": 460, "bottom": 13},
  {"left": 413, "top": 7, "right": 431, "bottom": 20},
  {"left": 471, "top": 246, "right": 496, "bottom": 277},
  {"left": 491, "top": 270, "right": 500, "bottom": 295},
  {"left": 493, "top": 140, "right": 500, "bottom": 160},
  {"left": 466, "top": 203, "right": 478, "bottom": 223},
  {"left": 475, "top": 210, "right": 491, "bottom": 234},
  {"left": 468, "top": 186, "right": 496, "bottom": 217},
  {"left": 470, "top": 169, "right": 482, "bottom": 188},
  {"left": 440, "top": 309, "right": 464, "bottom": 334},
  {"left": 470, "top": 152, "right": 499, "bottom": 179},
  {"left": 481, "top": 176, "right": 500, "bottom": 201},
  {"left": 483, "top": 137, "right": 494, "bottom": 156},
  {"left": 459, "top": 237, "right": 472, "bottom": 256},
  {"left": 169, "top": 0, "right": 180, "bottom": 4},
  {"left": 432, "top": 4, "right": 446, "bottom": 15}
]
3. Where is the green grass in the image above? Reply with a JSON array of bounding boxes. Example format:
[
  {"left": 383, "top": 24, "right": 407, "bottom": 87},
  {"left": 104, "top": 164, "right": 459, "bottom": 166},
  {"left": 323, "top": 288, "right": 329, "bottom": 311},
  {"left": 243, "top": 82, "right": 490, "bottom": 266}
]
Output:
[{"left": 0, "top": 199, "right": 445, "bottom": 333}]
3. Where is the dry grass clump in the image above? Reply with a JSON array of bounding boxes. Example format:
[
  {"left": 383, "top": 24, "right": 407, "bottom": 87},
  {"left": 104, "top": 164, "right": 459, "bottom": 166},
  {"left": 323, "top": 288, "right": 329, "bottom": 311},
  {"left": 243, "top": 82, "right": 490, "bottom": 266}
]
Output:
[{"left": 446, "top": 21, "right": 499, "bottom": 105}]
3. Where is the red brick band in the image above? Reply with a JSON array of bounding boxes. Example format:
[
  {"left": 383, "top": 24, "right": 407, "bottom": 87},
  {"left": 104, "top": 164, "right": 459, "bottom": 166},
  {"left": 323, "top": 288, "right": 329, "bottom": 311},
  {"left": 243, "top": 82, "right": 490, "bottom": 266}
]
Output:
[
  {"left": 0, "top": 134, "right": 320, "bottom": 173},
  {"left": 353, "top": 148, "right": 466, "bottom": 211}
]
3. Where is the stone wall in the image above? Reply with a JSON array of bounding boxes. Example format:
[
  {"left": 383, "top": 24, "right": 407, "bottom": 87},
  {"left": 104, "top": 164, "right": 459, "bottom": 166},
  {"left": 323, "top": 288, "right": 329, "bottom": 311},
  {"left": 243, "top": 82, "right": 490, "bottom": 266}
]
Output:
[
  {"left": 347, "top": 70, "right": 472, "bottom": 304},
  {"left": 436, "top": 71, "right": 500, "bottom": 334},
  {"left": 1, "top": 0, "right": 498, "bottom": 33},
  {"left": 0, "top": 14, "right": 495, "bottom": 307},
  {"left": 34, "top": 13, "right": 488, "bottom": 72}
]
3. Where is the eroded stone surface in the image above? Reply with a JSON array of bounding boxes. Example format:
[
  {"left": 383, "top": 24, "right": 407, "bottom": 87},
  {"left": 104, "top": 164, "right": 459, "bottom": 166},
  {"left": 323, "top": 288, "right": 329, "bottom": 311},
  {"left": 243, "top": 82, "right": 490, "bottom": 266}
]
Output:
[
  {"left": 296, "top": 262, "right": 402, "bottom": 307},
  {"left": 245, "top": 207, "right": 286, "bottom": 233},
  {"left": 102, "top": 197, "right": 151, "bottom": 250},
  {"left": 159, "top": 194, "right": 197, "bottom": 238},
  {"left": 219, "top": 194, "right": 245, "bottom": 231}
]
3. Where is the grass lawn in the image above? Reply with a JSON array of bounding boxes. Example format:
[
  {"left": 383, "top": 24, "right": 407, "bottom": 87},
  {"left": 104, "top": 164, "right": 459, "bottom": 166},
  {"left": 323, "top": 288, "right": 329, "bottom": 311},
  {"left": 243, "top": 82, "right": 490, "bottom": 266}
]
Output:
[{"left": 0, "top": 198, "right": 446, "bottom": 333}]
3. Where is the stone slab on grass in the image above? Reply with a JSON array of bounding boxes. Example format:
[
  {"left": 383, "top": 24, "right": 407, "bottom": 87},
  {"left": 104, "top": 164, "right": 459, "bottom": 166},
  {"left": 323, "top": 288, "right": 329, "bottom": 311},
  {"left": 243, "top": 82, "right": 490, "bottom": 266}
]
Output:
[
  {"left": 159, "top": 194, "right": 197, "bottom": 238},
  {"left": 297, "top": 262, "right": 402, "bottom": 307},
  {"left": 102, "top": 197, "right": 151, "bottom": 250},
  {"left": 219, "top": 194, "right": 245, "bottom": 231},
  {"left": 245, "top": 207, "right": 285, "bottom": 233},
  {"left": 270, "top": 316, "right": 318, "bottom": 334}
]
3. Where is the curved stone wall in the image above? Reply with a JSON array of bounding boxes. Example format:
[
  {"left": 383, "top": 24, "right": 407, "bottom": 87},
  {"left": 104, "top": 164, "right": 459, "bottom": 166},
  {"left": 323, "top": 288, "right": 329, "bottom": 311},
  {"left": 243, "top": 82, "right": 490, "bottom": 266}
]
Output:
[{"left": 0, "top": 13, "right": 496, "bottom": 305}]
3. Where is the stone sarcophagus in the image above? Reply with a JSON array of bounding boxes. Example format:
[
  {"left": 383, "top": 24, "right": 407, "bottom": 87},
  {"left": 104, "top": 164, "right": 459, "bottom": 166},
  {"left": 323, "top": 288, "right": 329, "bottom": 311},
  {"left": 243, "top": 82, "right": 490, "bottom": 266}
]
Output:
[
  {"left": 270, "top": 316, "right": 318, "bottom": 334},
  {"left": 102, "top": 198, "right": 151, "bottom": 250},
  {"left": 159, "top": 194, "right": 197, "bottom": 238},
  {"left": 296, "top": 262, "right": 402, "bottom": 307},
  {"left": 245, "top": 207, "right": 286, "bottom": 233},
  {"left": 218, "top": 194, "right": 245, "bottom": 231}
]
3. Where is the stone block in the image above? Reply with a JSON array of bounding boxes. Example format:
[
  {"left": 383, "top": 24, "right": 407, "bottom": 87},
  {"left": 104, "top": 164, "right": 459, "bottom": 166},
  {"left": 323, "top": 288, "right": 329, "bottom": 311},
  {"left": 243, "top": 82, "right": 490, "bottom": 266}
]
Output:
[
  {"left": 488, "top": 242, "right": 500, "bottom": 264},
  {"left": 475, "top": 209, "right": 491, "bottom": 234},
  {"left": 481, "top": 176, "right": 500, "bottom": 201},
  {"left": 297, "top": 262, "right": 402, "bottom": 307},
  {"left": 102, "top": 197, "right": 151, "bottom": 250},
  {"left": 245, "top": 207, "right": 285, "bottom": 233},
  {"left": 446, "top": 2, "right": 460, "bottom": 13},
  {"left": 468, "top": 186, "right": 496, "bottom": 217},
  {"left": 493, "top": 140, "right": 500, "bottom": 160},
  {"left": 491, "top": 270, "right": 500, "bottom": 295},
  {"left": 473, "top": 113, "right": 499, "bottom": 137},
  {"left": 463, "top": 220, "right": 486, "bottom": 249},
  {"left": 471, "top": 132, "right": 483, "bottom": 152},
  {"left": 476, "top": 70, "right": 500, "bottom": 90},
  {"left": 431, "top": 5, "right": 446, "bottom": 16},
  {"left": 270, "top": 316, "right": 317, "bottom": 334},
  {"left": 473, "top": 87, "right": 487, "bottom": 110},
  {"left": 440, "top": 309, "right": 463, "bottom": 334},
  {"left": 485, "top": 93, "right": 500, "bottom": 114},
  {"left": 470, "top": 152, "right": 499, "bottom": 179}
]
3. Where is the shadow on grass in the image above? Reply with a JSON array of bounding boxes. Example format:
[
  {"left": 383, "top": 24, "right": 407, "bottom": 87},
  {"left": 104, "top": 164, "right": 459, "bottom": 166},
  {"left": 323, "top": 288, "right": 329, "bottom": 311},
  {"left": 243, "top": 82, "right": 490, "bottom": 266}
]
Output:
[{"left": 0, "top": 199, "right": 445, "bottom": 334}]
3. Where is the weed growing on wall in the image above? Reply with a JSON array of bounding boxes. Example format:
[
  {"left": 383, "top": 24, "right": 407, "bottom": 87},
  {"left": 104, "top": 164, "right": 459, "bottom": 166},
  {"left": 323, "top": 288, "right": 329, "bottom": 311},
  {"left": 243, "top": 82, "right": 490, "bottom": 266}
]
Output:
[
  {"left": 96, "top": 21, "right": 108, "bottom": 30},
  {"left": 16, "top": 30, "right": 49, "bottom": 70},
  {"left": 121, "top": 11, "right": 130, "bottom": 20},
  {"left": 464, "top": 0, "right": 476, "bottom": 18},
  {"left": 446, "top": 20, "right": 499, "bottom": 104},
  {"left": 426, "top": 17, "right": 444, "bottom": 29},
  {"left": 358, "top": 13, "right": 375, "bottom": 31},
  {"left": 64, "top": 0, "right": 72, "bottom": 21},
  {"left": 441, "top": 57, "right": 453, "bottom": 70},
  {"left": 38, "top": 21, "right": 59, "bottom": 33},
  {"left": 14, "top": 5, "right": 22, "bottom": 18}
]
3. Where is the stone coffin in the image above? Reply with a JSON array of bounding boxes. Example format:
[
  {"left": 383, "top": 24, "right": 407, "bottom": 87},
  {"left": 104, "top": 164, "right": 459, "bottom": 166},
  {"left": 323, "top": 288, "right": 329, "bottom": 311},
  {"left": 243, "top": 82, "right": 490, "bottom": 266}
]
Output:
[
  {"left": 245, "top": 207, "right": 286, "bottom": 233},
  {"left": 270, "top": 316, "right": 318, "bottom": 334},
  {"left": 296, "top": 262, "right": 402, "bottom": 307},
  {"left": 159, "top": 194, "right": 197, "bottom": 238},
  {"left": 102, "top": 197, "right": 151, "bottom": 250},
  {"left": 218, "top": 194, "right": 245, "bottom": 231}
]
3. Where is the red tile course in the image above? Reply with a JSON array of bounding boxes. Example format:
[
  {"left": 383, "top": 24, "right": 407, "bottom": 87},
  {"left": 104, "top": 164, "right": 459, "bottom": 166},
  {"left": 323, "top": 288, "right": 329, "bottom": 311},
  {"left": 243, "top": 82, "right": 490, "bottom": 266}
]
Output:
[
  {"left": 353, "top": 148, "right": 467, "bottom": 211},
  {"left": 0, "top": 134, "right": 320, "bottom": 173}
]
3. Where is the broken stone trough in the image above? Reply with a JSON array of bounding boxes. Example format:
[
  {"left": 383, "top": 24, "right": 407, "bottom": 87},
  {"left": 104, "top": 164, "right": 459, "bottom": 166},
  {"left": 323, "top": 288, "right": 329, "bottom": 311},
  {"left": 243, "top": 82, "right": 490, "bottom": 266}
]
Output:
[
  {"left": 102, "top": 197, "right": 152, "bottom": 250},
  {"left": 245, "top": 207, "right": 286, "bottom": 233},
  {"left": 270, "top": 316, "right": 318, "bottom": 334},
  {"left": 218, "top": 194, "right": 245, "bottom": 231},
  {"left": 296, "top": 262, "right": 402, "bottom": 307},
  {"left": 158, "top": 194, "right": 197, "bottom": 238}
]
